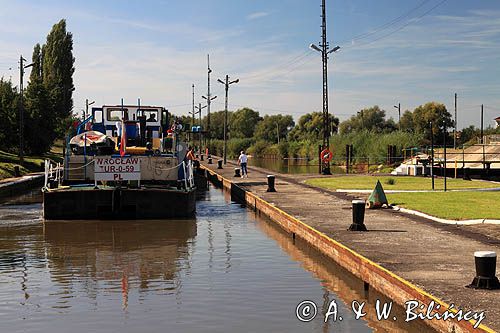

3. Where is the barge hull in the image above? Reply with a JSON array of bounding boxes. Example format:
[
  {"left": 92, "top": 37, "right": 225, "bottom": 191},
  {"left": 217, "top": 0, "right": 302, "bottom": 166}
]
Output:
[{"left": 43, "top": 188, "right": 196, "bottom": 220}]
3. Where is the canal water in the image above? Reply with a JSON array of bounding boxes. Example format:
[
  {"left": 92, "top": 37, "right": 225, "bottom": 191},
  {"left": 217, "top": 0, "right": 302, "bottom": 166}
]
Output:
[
  {"left": 0, "top": 188, "right": 432, "bottom": 332},
  {"left": 250, "top": 158, "right": 345, "bottom": 174}
]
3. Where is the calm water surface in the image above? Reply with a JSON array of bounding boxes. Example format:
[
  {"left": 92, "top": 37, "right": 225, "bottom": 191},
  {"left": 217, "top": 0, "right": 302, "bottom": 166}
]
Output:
[
  {"left": 0, "top": 188, "right": 432, "bottom": 332},
  {"left": 250, "top": 158, "right": 345, "bottom": 174}
]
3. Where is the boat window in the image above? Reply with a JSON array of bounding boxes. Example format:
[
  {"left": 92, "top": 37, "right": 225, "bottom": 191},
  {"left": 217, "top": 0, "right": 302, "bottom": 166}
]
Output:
[
  {"left": 107, "top": 108, "right": 128, "bottom": 121},
  {"left": 94, "top": 110, "right": 103, "bottom": 123},
  {"left": 139, "top": 109, "right": 159, "bottom": 123}
]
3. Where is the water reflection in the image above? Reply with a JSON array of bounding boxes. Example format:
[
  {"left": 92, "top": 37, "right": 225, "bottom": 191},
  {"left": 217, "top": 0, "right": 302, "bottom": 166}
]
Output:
[
  {"left": 42, "top": 220, "right": 197, "bottom": 306},
  {"left": 253, "top": 210, "right": 434, "bottom": 333},
  {"left": 0, "top": 186, "right": 434, "bottom": 332}
]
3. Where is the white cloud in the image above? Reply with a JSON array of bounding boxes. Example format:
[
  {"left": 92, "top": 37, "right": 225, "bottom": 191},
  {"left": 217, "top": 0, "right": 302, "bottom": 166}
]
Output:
[{"left": 246, "top": 11, "right": 270, "bottom": 21}]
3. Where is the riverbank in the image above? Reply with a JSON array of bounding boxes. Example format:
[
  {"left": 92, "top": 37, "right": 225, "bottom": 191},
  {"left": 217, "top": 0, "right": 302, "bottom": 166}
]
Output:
[
  {"left": 200, "top": 158, "right": 499, "bottom": 332},
  {"left": 0, "top": 145, "right": 62, "bottom": 180}
]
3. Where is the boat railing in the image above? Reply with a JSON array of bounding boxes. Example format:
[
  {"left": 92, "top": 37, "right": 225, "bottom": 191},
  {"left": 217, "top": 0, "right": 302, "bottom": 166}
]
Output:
[
  {"left": 182, "top": 161, "right": 195, "bottom": 190},
  {"left": 43, "top": 159, "right": 63, "bottom": 191}
]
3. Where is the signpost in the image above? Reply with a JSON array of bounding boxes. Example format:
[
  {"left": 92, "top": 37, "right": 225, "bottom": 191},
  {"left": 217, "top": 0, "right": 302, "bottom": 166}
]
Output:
[{"left": 94, "top": 157, "right": 141, "bottom": 182}]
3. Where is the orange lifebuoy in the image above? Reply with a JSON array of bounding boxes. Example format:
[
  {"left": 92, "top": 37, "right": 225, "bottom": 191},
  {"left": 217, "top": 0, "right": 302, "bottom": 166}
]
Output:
[{"left": 320, "top": 149, "right": 333, "bottom": 162}]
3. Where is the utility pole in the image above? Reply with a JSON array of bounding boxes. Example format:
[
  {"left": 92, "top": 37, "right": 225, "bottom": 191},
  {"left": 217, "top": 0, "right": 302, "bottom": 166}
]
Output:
[
  {"left": 195, "top": 102, "right": 207, "bottom": 151},
  {"left": 481, "top": 104, "right": 485, "bottom": 169},
  {"left": 18, "top": 55, "right": 33, "bottom": 164},
  {"left": 217, "top": 75, "right": 239, "bottom": 164},
  {"left": 191, "top": 84, "right": 195, "bottom": 130},
  {"left": 430, "top": 122, "right": 434, "bottom": 190},
  {"left": 85, "top": 99, "right": 95, "bottom": 120},
  {"left": 394, "top": 103, "right": 401, "bottom": 130},
  {"left": 480, "top": 104, "right": 484, "bottom": 144},
  {"left": 276, "top": 123, "right": 280, "bottom": 144},
  {"left": 443, "top": 120, "right": 447, "bottom": 192},
  {"left": 454, "top": 93, "right": 457, "bottom": 149},
  {"left": 310, "top": 0, "right": 340, "bottom": 175},
  {"left": 202, "top": 54, "right": 217, "bottom": 141}
]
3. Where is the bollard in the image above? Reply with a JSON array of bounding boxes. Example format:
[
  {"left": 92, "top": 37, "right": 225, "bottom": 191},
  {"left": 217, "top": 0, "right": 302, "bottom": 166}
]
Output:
[
  {"left": 266, "top": 175, "right": 276, "bottom": 192},
  {"left": 195, "top": 154, "right": 199, "bottom": 159},
  {"left": 467, "top": 251, "right": 500, "bottom": 290},
  {"left": 217, "top": 160, "right": 223, "bottom": 169},
  {"left": 208, "top": 158, "right": 213, "bottom": 164},
  {"left": 14, "top": 166, "right": 20, "bottom": 177},
  {"left": 349, "top": 200, "right": 368, "bottom": 231},
  {"left": 201, "top": 154, "right": 204, "bottom": 161},
  {"left": 234, "top": 168, "right": 241, "bottom": 177}
]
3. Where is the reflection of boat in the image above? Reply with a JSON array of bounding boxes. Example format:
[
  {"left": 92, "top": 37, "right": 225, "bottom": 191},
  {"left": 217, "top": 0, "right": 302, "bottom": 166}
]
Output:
[
  {"left": 43, "top": 104, "right": 197, "bottom": 220},
  {"left": 43, "top": 220, "right": 197, "bottom": 283}
]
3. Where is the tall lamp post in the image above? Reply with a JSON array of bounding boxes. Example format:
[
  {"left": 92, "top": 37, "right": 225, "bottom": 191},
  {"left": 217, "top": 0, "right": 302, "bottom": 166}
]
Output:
[
  {"left": 310, "top": 0, "right": 340, "bottom": 175},
  {"left": 85, "top": 99, "right": 95, "bottom": 120},
  {"left": 195, "top": 102, "right": 207, "bottom": 152},
  {"left": 394, "top": 103, "right": 401, "bottom": 130},
  {"left": 217, "top": 75, "right": 239, "bottom": 164},
  {"left": 18, "top": 55, "right": 34, "bottom": 164}
]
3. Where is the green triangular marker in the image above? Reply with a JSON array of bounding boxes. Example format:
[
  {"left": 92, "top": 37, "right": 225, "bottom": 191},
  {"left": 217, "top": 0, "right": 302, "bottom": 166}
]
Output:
[{"left": 367, "top": 180, "right": 388, "bottom": 208}]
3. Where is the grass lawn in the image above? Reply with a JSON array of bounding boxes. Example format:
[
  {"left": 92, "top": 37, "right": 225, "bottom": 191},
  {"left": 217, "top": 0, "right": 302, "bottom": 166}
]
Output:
[
  {"left": 305, "top": 175, "right": 500, "bottom": 191},
  {"left": 387, "top": 192, "right": 500, "bottom": 220},
  {"left": 0, "top": 143, "right": 63, "bottom": 180}
]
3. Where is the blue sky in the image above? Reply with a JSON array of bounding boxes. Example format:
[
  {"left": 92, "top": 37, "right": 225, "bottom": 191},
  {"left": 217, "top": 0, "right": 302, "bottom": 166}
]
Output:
[{"left": 1, "top": 0, "right": 500, "bottom": 129}]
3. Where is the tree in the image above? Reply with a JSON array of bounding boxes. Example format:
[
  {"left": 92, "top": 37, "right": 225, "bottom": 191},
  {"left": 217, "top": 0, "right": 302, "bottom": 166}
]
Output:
[
  {"left": 42, "top": 19, "right": 75, "bottom": 132},
  {"left": 24, "top": 79, "right": 55, "bottom": 154},
  {"left": 29, "top": 43, "right": 42, "bottom": 83},
  {"left": 412, "top": 102, "right": 453, "bottom": 145},
  {"left": 229, "top": 107, "right": 261, "bottom": 138},
  {"left": 253, "top": 114, "right": 294, "bottom": 143},
  {"left": 202, "top": 110, "right": 232, "bottom": 140},
  {"left": 339, "top": 106, "right": 395, "bottom": 134},
  {"left": 288, "top": 112, "right": 339, "bottom": 141},
  {"left": 0, "top": 79, "right": 18, "bottom": 150},
  {"left": 399, "top": 110, "right": 414, "bottom": 133}
]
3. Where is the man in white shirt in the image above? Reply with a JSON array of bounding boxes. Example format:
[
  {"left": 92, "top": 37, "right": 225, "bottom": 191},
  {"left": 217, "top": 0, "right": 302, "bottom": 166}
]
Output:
[{"left": 238, "top": 151, "right": 248, "bottom": 178}]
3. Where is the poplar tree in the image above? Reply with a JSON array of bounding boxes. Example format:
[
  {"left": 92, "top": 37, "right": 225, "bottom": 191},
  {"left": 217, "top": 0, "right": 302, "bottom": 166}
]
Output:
[{"left": 42, "top": 19, "right": 75, "bottom": 128}]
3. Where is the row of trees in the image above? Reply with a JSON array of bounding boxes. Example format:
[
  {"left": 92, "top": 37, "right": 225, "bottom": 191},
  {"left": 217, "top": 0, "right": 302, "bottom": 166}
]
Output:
[
  {"left": 186, "top": 101, "right": 497, "bottom": 160},
  {"left": 0, "top": 19, "right": 74, "bottom": 155}
]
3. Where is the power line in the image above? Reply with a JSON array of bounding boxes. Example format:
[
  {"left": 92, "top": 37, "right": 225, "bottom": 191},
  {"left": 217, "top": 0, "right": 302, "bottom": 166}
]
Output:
[
  {"left": 242, "top": 50, "right": 314, "bottom": 81},
  {"left": 342, "top": 0, "right": 449, "bottom": 50},
  {"left": 337, "top": 0, "right": 431, "bottom": 45}
]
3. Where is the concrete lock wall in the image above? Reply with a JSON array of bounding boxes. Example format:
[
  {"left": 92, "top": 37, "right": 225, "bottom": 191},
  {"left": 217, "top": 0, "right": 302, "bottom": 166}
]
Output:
[{"left": 202, "top": 166, "right": 492, "bottom": 333}]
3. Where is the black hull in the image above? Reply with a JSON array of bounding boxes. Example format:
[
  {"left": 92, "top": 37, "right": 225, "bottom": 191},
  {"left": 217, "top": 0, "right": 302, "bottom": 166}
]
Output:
[{"left": 43, "top": 187, "right": 196, "bottom": 220}]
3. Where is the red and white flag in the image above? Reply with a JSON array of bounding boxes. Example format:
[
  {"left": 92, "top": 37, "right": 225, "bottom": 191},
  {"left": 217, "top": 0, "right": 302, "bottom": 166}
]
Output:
[{"left": 120, "top": 120, "right": 127, "bottom": 157}]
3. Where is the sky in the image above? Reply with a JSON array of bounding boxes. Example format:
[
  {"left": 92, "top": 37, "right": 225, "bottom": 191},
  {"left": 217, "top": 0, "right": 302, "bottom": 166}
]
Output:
[{"left": 1, "top": 0, "right": 500, "bottom": 129}]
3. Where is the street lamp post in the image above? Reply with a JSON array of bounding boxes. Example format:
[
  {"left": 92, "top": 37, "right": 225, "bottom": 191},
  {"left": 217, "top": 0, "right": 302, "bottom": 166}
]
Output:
[
  {"left": 85, "top": 99, "right": 95, "bottom": 120},
  {"left": 18, "top": 55, "right": 34, "bottom": 164},
  {"left": 195, "top": 102, "right": 207, "bottom": 152},
  {"left": 217, "top": 75, "right": 239, "bottom": 164},
  {"left": 394, "top": 103, "right": 401, "bottom": 130},
  {"left": 310, "top": 0, "right": 340, "bottom": 175}
]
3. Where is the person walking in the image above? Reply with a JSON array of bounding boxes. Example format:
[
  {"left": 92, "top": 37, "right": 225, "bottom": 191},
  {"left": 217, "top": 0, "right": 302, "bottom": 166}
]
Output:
[{"left": 238, "top": 151, "right": 248, "bottom": 178}]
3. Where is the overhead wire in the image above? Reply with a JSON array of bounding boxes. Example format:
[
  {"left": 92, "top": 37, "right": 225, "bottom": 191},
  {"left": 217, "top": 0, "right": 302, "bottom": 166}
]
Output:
[
  {"left": 342, "top": 0, "right": 449, "bottom": 50},
  {"left": 336, "top": 0, "right": 432, "bottom": 45}
]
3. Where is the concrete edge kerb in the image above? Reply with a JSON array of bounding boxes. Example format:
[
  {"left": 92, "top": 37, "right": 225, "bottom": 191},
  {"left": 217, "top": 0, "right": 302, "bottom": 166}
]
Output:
[
  {"left": 200, "top": 165, "right": 495, "bottom": 333},
  {"left": 392, "top": 206, "right": 500, "bottom": 225}
]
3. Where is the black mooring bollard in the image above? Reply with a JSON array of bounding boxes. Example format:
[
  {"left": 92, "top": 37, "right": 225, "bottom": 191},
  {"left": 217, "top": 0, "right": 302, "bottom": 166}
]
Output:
[
  {"left": 234, "top": 168, "right": 241, "bottom": 177},
  {"left": 14, "top": 166, "right": 20, "bottom": 177},
  {"left": 266, "top": 175, "right": 276, "bottom": 192},
  {"left": 208, "top": 158, "right": 213, "bottom": 164},
  {"left": 217, "top": 160, "right": 223, "bottom": 169},
  {"left": 201, "top": 154, "right": 204, "bottom": 161},
  {"left": 467, "top": 251, "right": 500, "bottom": 290},
  {"left": 349, "top": 200, "right": 368, "bottom": 231}
]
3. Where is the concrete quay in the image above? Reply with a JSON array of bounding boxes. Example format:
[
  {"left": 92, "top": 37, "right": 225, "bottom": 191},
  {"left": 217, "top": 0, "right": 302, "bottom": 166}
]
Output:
[{"left": 200, "top": 159, "right": 500, "bottom": 333}]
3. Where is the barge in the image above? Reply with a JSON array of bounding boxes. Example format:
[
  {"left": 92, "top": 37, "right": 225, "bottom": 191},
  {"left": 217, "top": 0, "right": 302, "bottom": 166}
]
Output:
[{"left": 43, "top": 103, "right": 196, "bottom": 220}]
